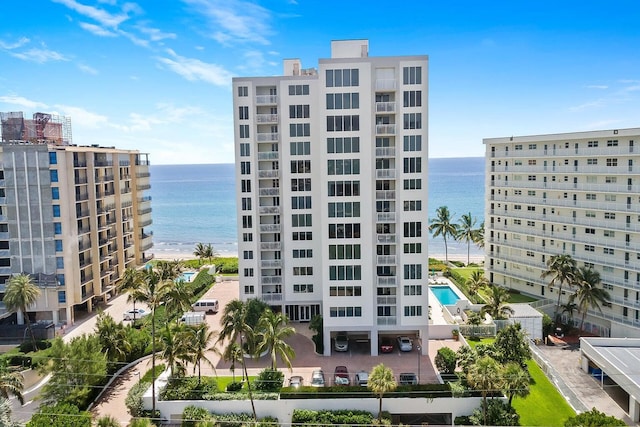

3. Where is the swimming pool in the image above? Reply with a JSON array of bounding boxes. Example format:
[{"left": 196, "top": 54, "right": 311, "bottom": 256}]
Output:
[
  {"left": 178, "top": 272, "right": 196, "bottom": 282},
  {"left": 431, "top": 285, "right": 461, "bottom": 305}
]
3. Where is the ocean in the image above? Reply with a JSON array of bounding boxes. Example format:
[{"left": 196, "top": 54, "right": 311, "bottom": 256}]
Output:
[{"left": 148, "top": 157, "right": 485, "bottom": 259}]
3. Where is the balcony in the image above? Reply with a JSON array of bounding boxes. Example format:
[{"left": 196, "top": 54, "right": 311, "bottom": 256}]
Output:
[
  {"left": 376, "top": 190, "right": 396, "bottom": 200},
  {"left": 377, "top": 276, "right": 397, "bottom": 286},
  {"left": 95, "top": 160, "right": 113, "bottom": 167},
  {"left": 376, "top": 124, "right": 396, "bottom": 135},
  {"left": 377, "top": 317, "right": 397, "bottom": 325},
  {"left": 259, "top": 188, "right": 280, "bottom": 196},
  {"left": 377, "top": 296, "right": 397, "bottom": 305},
  {"left": 261, "top": 293, "right": 283, "bottom": 302},
  {"left": 375, "top": 147, "right": 396, "bottom": 157},
  {"left": 256, "top": 95, "right": 278, "bottom": 105},
  {"left": 260, "top": 224, "right": 281, "bottom": 233},
  {"left": 377, "top": 234, "right": 396, "bottom": 243},
  {"left": 256, "top": 132, "right": 279, "bottom": 142},
  {"left": 375, "top": 79, "right": 397, "bottom": 91},
  {"left": 76, "top": 192, "right": 89, "bottom": 201},
  {"left": 375, "top": 101, "right": 396, "bottom": 113},
  {"left": 75, "top": 176, "right": 88, "bottom": 184},
  {"left": 78, "top": 226, "right": 91, "bottom": 235},
  {"left": 257, "top": 151, "right": 279, "bottom": 160},
  {"left": 261, "top": 260, "right": 283, "bottom": 268},
  {"left": 139, "top": 218, "right": 153, "bottom": 228},
  {"left": 260, "top": 242, "right": 281, "bottom": 250},
  {"left": 141, "top": 240, "right": 153, "bottom": 251},
  {"left": 137, "top": 183, "right": 151, "bottom": 191},
  {"left": 138, "top": 207, "right": 152, "bottom": 215},
  {"left": 74, "top": 161, "right": 87, "bottom": 168},
  {"left": 76, "top": 209, "right": 90, "bottom": 218},
  {"left": 97, "top": 174, "right": 114, "bottom": 183},
  {"left": 377, "top": 255, "right": 397, "bottom": 265},
  {"left": 256, "top": 114, "right": 279, "bottom": 123},
  {"left": 261, "top": 276, "right": 282, "bottom": 284},
  {"left": 258, "top": 170, "right": 279, "bottom": 178},
  {"left": 377, "top": 212, "right": 396, "bottom": 222},
  {"left": 136, "top": 171, "right": 150, "bottom": 178},
  {"left": 376, "top": 169, "right": 396, "bottom": 179},
  {"left": 259, "top": 206, "right": 280, "bottom": 215}
]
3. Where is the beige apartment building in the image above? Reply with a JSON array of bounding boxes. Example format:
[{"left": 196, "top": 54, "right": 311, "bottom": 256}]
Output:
[
  {"left": 0, "top": 111, "right": 153, "bottom": 328},
  {"left": 485, "top": 128, "right": 640, "bottom": 337}
]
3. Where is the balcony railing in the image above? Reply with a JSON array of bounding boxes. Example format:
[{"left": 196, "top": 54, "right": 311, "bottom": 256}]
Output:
[
  {"left": 256, "top": 132, "right": 279, "bottom": 142},
  {"left": 376, "top": 124, "right": 396, "bottom": 135},
  {"left": 261, "top": 260, "right": 283, "bottom": 268},
  {"left": 261, "top": 276, "right": 282, "bottom": 284},
  {"left": 256, "top": 95, "right": 278, "bottom": 105},
  {"left": 259, "top": 206, "right": 280, "bottom": 215},
  {"left": 137, "top": 183, "right": 151, "bottom": 191},
  {"left": 377, "top": 296, "right": 397, "bottom": 305},
  {"left": 377, "top": 276, "right": 397, "bottom": 286},
  {"left": 376, "top": 190, "right": 396, "bottom": 200},
  {"left": 375, "top": 79, "right": 397, "bottom": 91},
  {"left": 375, "top": 101, "right": 396, "bottom": 113},
  {"left": 377, "top": 255, "right": 397, "bottom": 265},
  {"left": 256, "top": 114, "right": 279, "bottom": 123},
  {"left": 377, "top": 317, "right": 397, "bottom": 325},
  {"left": 377, "top": 212, "right": 396, "bottom": 222},
  {"left": 260, "top": 242, "right": 281, "bottom": 250},
  {"left": 375, "top": 147, "right": 396, "bottom": 157},
  {"left": 258, "top": 170, "right": 279, "bottom": 178},
  {"left": 376, "top": 169, "right": 396, "bottom": 179},
  {"left": 377, "top": 234, "right": 396, "bottom": 243},
  {"left": 259, "top": 188, "right": 280, "bottom": 196},
  {"left": 260, "top": 224, "right": 281, "bottom": 233},
  {"left": 257, "top": 151, "right": 279, "bottom": 160}
]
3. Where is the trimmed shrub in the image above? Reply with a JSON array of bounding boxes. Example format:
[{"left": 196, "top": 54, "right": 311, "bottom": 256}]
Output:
[
  {"left": 292, "top": 409, "right": 375, "bottom": 425},
  {"left": 564, "top": 408, "right": 626, "bottom": 427},
  {"left": 254, "top": 369, "right": 284, "bottom": 391},
  {"left": 125, "top": 381, "right": 150, "bottom": 418},
  {"left": 161, "top": 376, "right": 218, "bottom": 400},
  {"left": 469, "top": 399, "right": 519, "bottom": 426},
  {"left": 182, "top": 405, "right": 213, "bottom": 427},
  {"left": 226, "top": 381, "right": 243, "bottom": 392},
  {"left": 435, "top": 347, "right": 457, "bottom": 374},
  {"left": 19, "top": 339, "right": 51, "bottom": 353}
]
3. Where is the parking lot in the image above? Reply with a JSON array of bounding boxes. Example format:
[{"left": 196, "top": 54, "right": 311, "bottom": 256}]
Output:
[{"left": 197, "top": 279, "right": 456, "bottom": 386}]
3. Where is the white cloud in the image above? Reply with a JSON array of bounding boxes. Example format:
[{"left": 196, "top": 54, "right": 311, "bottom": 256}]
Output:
[
  {"left": 79, "top": 21, "right": 117, "bottom": 37},
  {"left": 52, "top": 104, "right": 110, "bottom": 129},
  {"left": 52, "top": 0, "right": 136, "bottom": 29},
  {"left": 0, "top": 95, "right": 49, "bottom": 110},
  {"left": 182, "top": 0, "right": 273, "bottom": 45},
  {"left": 0, "top": 37, "right": 30, "bottom": 50},
  {"left": 568, "top": 99, "right": 606, "bottom": 112},
  {"left": 586, "top": 85, "right": 608, "bottom": 90},
  {"left": 10, "top": 47, "right": 69, "bottom": 63},
  {"left": 136, "top": 23, "right": 177, "bottom": 42},
  {"left": 78, "top": 63, "right": 99, "bottom": 74},
  {"left": 155, "top": 49, "right": 233, "bottom": 86}
]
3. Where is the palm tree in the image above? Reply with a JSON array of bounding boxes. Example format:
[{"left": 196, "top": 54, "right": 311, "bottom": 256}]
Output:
[
  {"left": 190, "top": 323, "right": 218, "bottom": 384},
  {"left": 457, "top": 212, "right": 477, "bottom": 266},
  {"left": 164, "top": 280, "right": 192, "bottom": 322},
  {"left": 429, "top": 206, "right": 459, "bottom": 264},
  {"left": 0, "top": 397, "right": 19, "bottom": 427},
  {"left": 95, "top": 312, "right": 131, "bottom": 363},
  {"left": 4, "top": 274, "right": 41, "bottom": 349},
  {"left": 541, "top": 254, "right": 577, "bottom": 324},
  {"left": 368, "top": 363, "right": 397, "bottom": 421},
  {"left": 561, "top": 302, "right": 579, "bottom": 328},
  {"left": 156, "top": 260, "right": 183, "bottom": 281},
  {"left": 466, "top": 270, "right": 489, "bottom": 298},
  {"left": 502, "top": 362, "right": 530, "bottom": 406},
  {"left": 194, "top": 243, "right": 217, "bottom": 265},
  {"left": 116, "top": 267, "right": 144, "bottom": 315},
  {"left": 223, "top": 342, "right": 244, "bottom": 382},
  {"left": 0, "top": 362, "right": 24, "bottom": 404},
  {"left": 572, "top": 267, "right": 610, "bottom": 333},
  {"left": 159, "top": 323, "right": 191, "bottom": 378},
  {"left": 255, "top": 309, "right": 296, "bottom": 371},
  {"left": 474, "top": 221, "right": 485, "bottom": 249},
  {"left": 480, "top": 285, "right": 514, "bottom": 320},
  {"left": 467, "top": 356, "right": 501, "bottom": 425}
]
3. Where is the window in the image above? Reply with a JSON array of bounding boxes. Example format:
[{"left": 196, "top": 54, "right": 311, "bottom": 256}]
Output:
[
  {"left": 527, "top": 175, "right": 537, "bottom": 181},
  {"left": 53, "top": 205, "right": 61, "bottom": 217},
  {"left": 244, "top": 268, "right": 254, "bottom": 277},
  {"left": 527, "top": 206, "right": 536, "bottom": 211},
  {"left": 241, "top": 215, "right": 252, "bottom": 228},
  {"left": 328, "top": 202, "right": 360, "bottom": 217},
  {"left": 329, "top": 265, "right": 362, "bottom": 280},
  {"left": 293, "top": 284, "right": 313, "bottom": 293},
  {"left": 240, "top": 143, "right": 250, "bottom": 156},
  {"left": 291, "top": 214, "right": 312, "bottom": 227},
  {"left": 528, "top": 159, "right": 537, "bottom": 165},
  {"left": 56, "top": 257, "right": 64, "bottom": 269},
  {"left": 588, "top": 140, "right": 599, "bottom": 147},
  {"left": 604, "top": 230, "right": 615, "bottom": 237},
  {"left": 289, "top": 104, "right": 310, "bottom": 118},
  {"left": 404, "top": 285, "right": 422, "bottom": 295},
  {"left": 242, "top": 233, "right": 253, "bottom": 242},
  {"left": 404, "top": 200, "right": 422, "bottom": 211},
  {"left": 239, "top": 106, "right": 249, "bottom": 120},
  {"left": 584, "top": 245, "right": 595, "bottom": 252},
  {"left": 291, "top": 160, "right": 311, "bottom": 174},
  {"left": 403, "top": 66, "right": 422, "bottom": 85},
  {"left": 403, "top": 157, "right": 422, "bottom": 173},
  {"left": 243, "top": 250, "right": 253, "bottom": 259},
  {"left": 604, "top": 248, "right": 615, "bottom": 255},
  {"left": 526, "top": 251, "right": 535, "bottom": 258},
  {"left": 244, "top": 285, "right": 255, "bottom": 294},
  {"left": 54, "top": 222, "right": 62, "bottom": 234},
  {"left": 327, "top": 137, "right": 360, "bottom": 153},
  {"left": 291, "top": 196, "right": 312, "bottom": 209},
  {"left": 239, "top": 124, "right": 250, "bottom": 138},
  {"left": 604, "top": 212, "right": 616, "bottom": 220},
  {"left": 586, "top": 176, "right": 597, "bottom": 183},
  {"left": 404, "top": 222, "right": 422, "bottom": 237},
  {"left": 607, "top": 139, "right": 619, "bottom": 147},
  {"left": 55, "top": 240, "right": 63, "bottom": 251},
  {"left": 404, "top": 264, "right": 422, "bottom": 279},
  {"left": 326, "top": 93, "right": 359, "bottom": 109},
  {"left": 403, "top": 135, "right": 422, "bottom": 151},
  {"left": 586, "top": 193, "right": 596, "bottom": 200},
  {"left": 329, "top": 286, "right": 361, "bottom": 296},
  {"left": 403, "top": 179, "right": 421, "bottom": 190},
  {"left": 293, "top": 249, "right": 313, "bottom": 258},
  {"left": 52, "top": 187, "right": 60, "bottom": 200},
  {"left": 328, "top": 180, "right": 360, "bottom": 197},
  {"left": 293, "top": 267, "right": 313, "bottom": 276},
  {"left": 527, "top": 221, "right": 535, "bottom": 227},
  {"left": 329, "top": 244, "right": 361, "bottom": 259},
  {"left": 528, "top": 144, "right": 537, "bottom": 150},
  {"left": 288, "top": 84, "right": 309, "bottom": 95},
  {"left": 237, "top": 86, "right": 248, "bottom": 96},
  {"left": 50, "top": 170, "right": 58, "bottom": 182},
  {"left": 586, "top": 211, "right": 596, "bottom": 218},
  {"left": 290, "top": 123, "right": 311, "bottom": 137},
  {"left": 404, "top": 243, "right": 422, "bottom": 253},
  {"left": 328, "top": 223, "right": 361, "bottom": 238},
  {"left": 241, "top": 197, "right": 252, "bottom": 210},
  {"left": 527, "top": 190, "right": 536, "bottom": 196},
  {"left": 515, "top": 144, "right": 523, "bottom": 150},
  {"left": 290, "top": 141, "right": 310, "bottom": 155},
  {"left": 329, "top": 306, "right": 362, "bottom": 318},
  {"left": 607, "top": 158, "right": 618, "bottom": 166},
  {"left": 587, "top": 158, "right": 598, "bottom": 165},
  {"left": 326, "top": 115, "right": 360, "bottom": 132},
  {"left": 292, "top": 231, "right": 313, "bottom": 240},
  {"left": 291, "top": 178, "right": 311, "bottom": 191},
  {"left": 241, "top": 179, "right": 251, "bottom": 193},
  {"left": 605, "top": 194, "right": 616, "bottom": 202},
  {"left": 585, "top": 228, "right": 595, "bottom": 234},
  {"left": 49, "top": 152, "right": 57, "bottom": 164},
  {"left": 605, "top": 176, "right": 617, "bottom": 183},
  {"left": 404, "top": 306, "right": 422, "bottom": 316},
  {"left": 403, "top": 90, "right": 422, "bottom": 107},
  {"left": 58, "top": 291, "right": 66, "bottom": 303},
  {"left": 240, "top": 161, "right": 251, "bottom": 175},
  {"left": 326, "top": 69, "right": 359, "bottom": 87},
  {"left": 328, "top": 159, "right": 360, "bottom": 175},
  {"left": 403, "top": 113, "right": 422, "bottom": 129}
]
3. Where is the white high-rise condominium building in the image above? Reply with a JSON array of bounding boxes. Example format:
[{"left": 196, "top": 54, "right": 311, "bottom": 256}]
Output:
[
  {"left": 233, "top": 40, "right": 429, "bottom": 355},
  {"left": 485, "top": 128, "right": 640, "bottom": 338}
]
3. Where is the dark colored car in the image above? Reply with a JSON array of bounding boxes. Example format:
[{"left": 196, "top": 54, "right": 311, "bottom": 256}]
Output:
[
  {"left": 380, "top": 337, "right": 394, "bottom": 353},
  {"left": 334, "top": 365, "right": 350, "bottom": 386}
]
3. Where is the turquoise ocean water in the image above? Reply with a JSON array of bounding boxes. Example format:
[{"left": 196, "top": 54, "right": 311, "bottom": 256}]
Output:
[{"left": 148, "top": 157, "right": 485, "bottom": 258}]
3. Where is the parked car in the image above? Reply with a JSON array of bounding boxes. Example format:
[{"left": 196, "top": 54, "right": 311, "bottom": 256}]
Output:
[
  {"left": 123, "top": 308, "right": 149, "bottom": 321},
  {"left": 334, "top": 332, "right": 349, "bottom": 352},
  {"left": 379, "top": 337, "right": 394, "bottom": 353},
  {"left": 311, "top": 369, "right": 325, "bottom": 387},
  {"left": 397, "top": 336, "right": 413, "bottom": 352},
  {"left": 399, "top": 372, "right": 418, "bottom": 385},
  {"left": 334, "top": 365, "right": 350, "bottom": 386},
  {"left": 289, "top": 375, "right": 304, "bottom": 388},
  {"left": 355, "top": 370, "right": 369, "bottom": 386}
]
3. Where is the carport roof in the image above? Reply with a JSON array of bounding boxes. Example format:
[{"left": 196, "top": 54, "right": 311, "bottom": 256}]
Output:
[{"left": 581, "top": 337, "right": 640, "bottom": 399}]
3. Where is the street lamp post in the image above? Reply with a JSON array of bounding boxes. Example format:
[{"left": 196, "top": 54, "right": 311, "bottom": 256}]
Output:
[{"left": 416, "top": 344, "right": 421, "bottom": 384}]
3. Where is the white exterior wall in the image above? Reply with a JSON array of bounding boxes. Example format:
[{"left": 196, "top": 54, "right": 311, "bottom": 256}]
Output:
[{"left": 484, "top": 128, "right": 640, "bottom": 337}]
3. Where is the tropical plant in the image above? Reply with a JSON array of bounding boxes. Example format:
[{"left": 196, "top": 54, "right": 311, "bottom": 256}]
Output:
[
  {"left": 255, "top": 309, "right": 296, "bottom": 371},
  {"left": 502, "top": 362, "right": 530, "bottom": 406},
  {"left": 456, "top": 345, "right": 478, "bottom": 375},
  {"left": 128, "top": 419, "right": 154, "bottom": 427},
  {"left": 222, "top": 342, "right": 243, "bottom": 382},
  {"left": 368, "top": 363, "right": 397, "bottom": 421},
  {"left": 0, "top": 360, "right": 24, "bottom": 404},
  {"left": 116, "top": 267, "right": 144, "bottom": 314},
  {"left": 466, "top": 356, "right": 502, "bottom": 426},
  {"left": 469, "top": 399, "right": 519, "bottom": 426},
  {"left": 480, "top": 285, "right": 514, "bottom": 320},
  {"left": 0, "top": 397, "right": 20, "bottom": 427},
  {"left": 194, "top": 243, "right": 217, "bottom": 265},
  {"left": 571, "top": 267, "right": 610, "bottom": 333},
  {"left": 190, "top": 323, "right": 218, "bottom": 384},
  {"left": 492, "top": 323, "right": 531, "bottom": 367},
  {"left": 434, "top": 347, "right": 457, "bottom": 374},
  {"left": 26, "top": 403, "right": 92, "bottom": 427},
  {"left": 95, "top": 312, "right": 131, "bottom": 366},
  {"left": 466, "top": 311, "right": 483, "bottom": 338},
  {"left": 96, "top": 415, "right": 120, "bottom": 427},
  {"left": 164, "top": 279, "right": 193, "bottom": 322},
  {"left": 564, "top": 408, "right": 626, "bottom": 426},
  {"left": 429, "top": 206, "right": 459, "bottom": 264},
  {"left": 457, "top": 212, "right": 478, "bottom": 265},
  {"left": 541, "top": 254, "right": 577, "bottom": 323},
  {"left": 4, "top": 274, "right": 41, "bottom": 349},
  {"left": 474, "top": 221, "right": 485, "bottom": 249},
  {"left": 159, "top": 323, "right": 191, "bottom": 377},
  {"left": 561, "top": 302, "right": 579, "bottom": 327},
  {"left": 466, "top": 270, "right": 489, "bottom": 297}
]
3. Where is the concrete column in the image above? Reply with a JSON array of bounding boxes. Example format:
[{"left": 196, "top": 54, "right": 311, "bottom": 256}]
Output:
[
  {"left": 52, "top": 310, "right": 59, "bottom": 324},
  {"left": 629, "top": 395, "right": 640, "bottom": 422},
  {"left": 16, "top": 310, "right": 24, "bottom": 325},
  {"left": 323, "top": 329, "right": 331, "bottom": 356},
  {"left": 87, "top": 298, "right": 93, "bottom": 313},
  {"left": 580, "top": 354, "right": 590, "bottom": 373},
  {"left": 370, "top": 333, "right": 379, "bottom": 356}
]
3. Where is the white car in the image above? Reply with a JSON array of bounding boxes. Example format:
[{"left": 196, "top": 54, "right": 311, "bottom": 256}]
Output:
[
  {"left": 355, "top": 370, "right": 369, "bottom": 386},
  {"left": 397, "top": 336, "right": 413, "bottom": 352},
  {"left": 123, "top": 308, "right": 149, "bottom": 321}
]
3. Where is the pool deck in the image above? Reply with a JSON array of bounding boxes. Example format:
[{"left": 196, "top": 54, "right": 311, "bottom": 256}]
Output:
[{"left": 428, "top": 277, "right": 468, "bottom": 326}]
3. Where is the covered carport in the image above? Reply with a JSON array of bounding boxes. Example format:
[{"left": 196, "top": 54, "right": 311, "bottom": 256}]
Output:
[{"left": 580, "top": 337, "right": 640, "bottom": 422}]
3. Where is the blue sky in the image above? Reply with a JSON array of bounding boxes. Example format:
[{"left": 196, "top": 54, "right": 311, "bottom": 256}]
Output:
[{"left": 1, "top": 1, "right": 639, "bottom": 164}]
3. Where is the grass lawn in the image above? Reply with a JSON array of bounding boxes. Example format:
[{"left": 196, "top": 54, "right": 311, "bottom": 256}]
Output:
[
  {"left": 216, "top": 375, "right": 257, "bottom": 391},
  {"left": 454, "top": 266, "right": 483, "bottom": 282},
  {"left": 507, "top": 291, "right": 538, "bottom": 303}
]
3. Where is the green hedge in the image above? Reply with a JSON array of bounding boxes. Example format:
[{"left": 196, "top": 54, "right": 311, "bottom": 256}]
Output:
[
  {"left": 292, "top": 409, "right": 375, "bottom": 425},
  {"left": 181, "top": 406, "right": 278, "bottom": 427},
  {"left": 160, "top": 376, "right": 218, "bottom": 400},
  {"left": 281, "top": 383, "right": 452, "bottom": 399}
]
